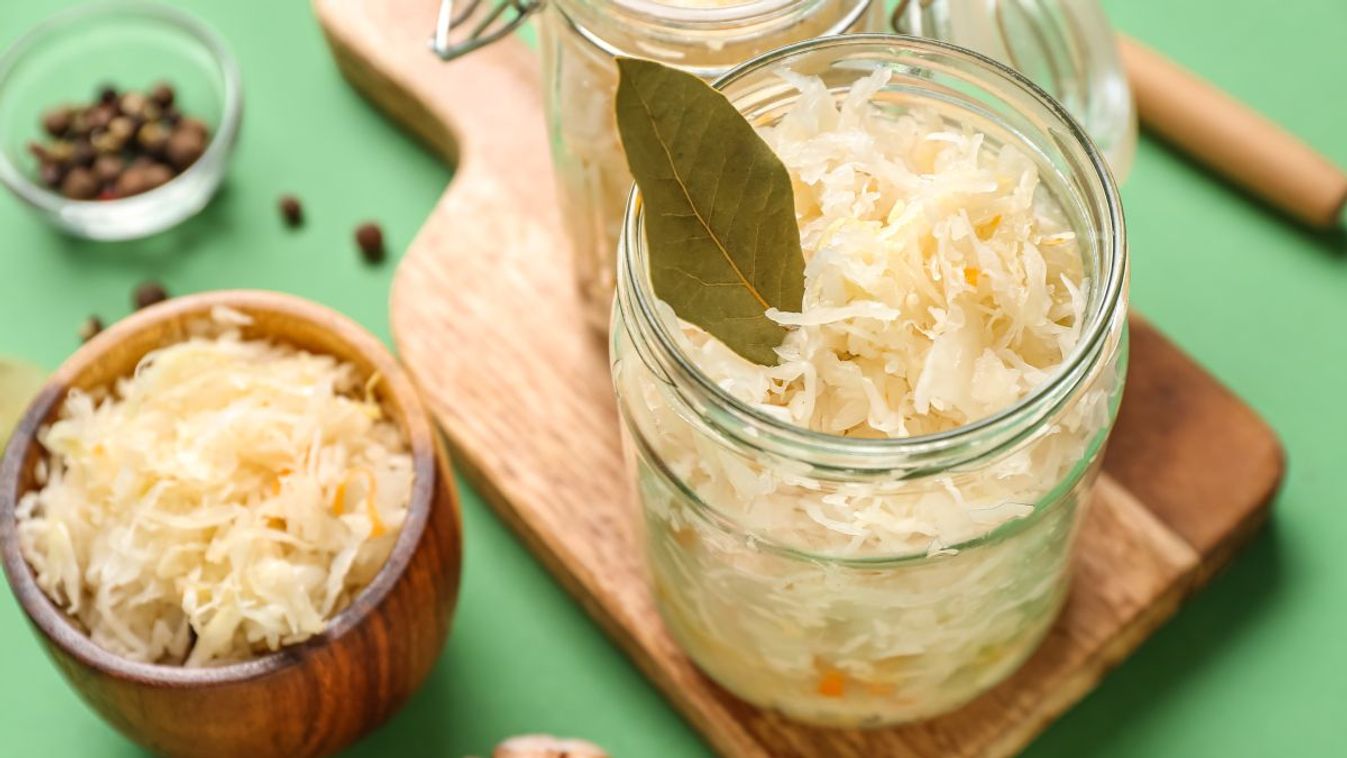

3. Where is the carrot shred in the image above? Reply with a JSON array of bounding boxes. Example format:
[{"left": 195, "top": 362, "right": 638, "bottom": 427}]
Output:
[
  {"left": 330, "top": 479, "right": 348, "bottom": 515},
  {"left": 269, "top": 467, "right": 292, "bottom": 498},
  {"left": 330, "top": 468, "right": 385, "bottom": 536},
  {"left": 817, "top": 670, "right": 846, "bottom": 698},
  {"left": 964, "top": 266, "right": 980, "bottom": 286},
  {"left": 365, "top": 478, "right": 385, "bottom": 538},
  {"left": 353, "top": 468, "right": 385, "bottom": 537},
  {"left": 974, "top": 214, "right": 1001, "bottom": 240}
]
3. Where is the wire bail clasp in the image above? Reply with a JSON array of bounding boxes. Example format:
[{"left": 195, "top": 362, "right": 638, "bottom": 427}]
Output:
[{"left": 429, "top": 0, "right": 545, "bottom": 61}]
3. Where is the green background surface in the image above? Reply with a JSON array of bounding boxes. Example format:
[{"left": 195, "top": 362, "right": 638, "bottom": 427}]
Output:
[{"left": 1, "top": 1, "right": 1344, "bottom": 755}]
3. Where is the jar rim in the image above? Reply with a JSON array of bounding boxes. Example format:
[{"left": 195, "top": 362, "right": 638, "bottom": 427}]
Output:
[
  {"left": 560, "top": 0, "right": 839, "bottom": 27},
  {"left": 617, "top": 33, "right": 1127, "bottom": 467},
  {"left": 553, "top": 0, "right": 878, "bottom": 79}
]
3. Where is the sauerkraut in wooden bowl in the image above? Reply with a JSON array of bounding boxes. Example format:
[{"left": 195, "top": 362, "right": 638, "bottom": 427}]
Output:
[{"left": 0, "top": 290, "right": 462, "bottom": 758}]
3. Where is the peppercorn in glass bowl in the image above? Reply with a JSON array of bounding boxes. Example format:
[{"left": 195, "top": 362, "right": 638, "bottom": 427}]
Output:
[{"left": 0, "top": 1, "right": 241, "bottom": 241}]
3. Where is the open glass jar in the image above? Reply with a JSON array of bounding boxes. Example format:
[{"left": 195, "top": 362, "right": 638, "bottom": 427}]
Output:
[
  {"left": 610, "top": 35, "right": 1128, "bottom": 727},
  {"left": 538, "top": 0, "right": 887, "bottom": 331},
  {"left": 891, "top": 0, "right": 1136, "bottom": 181}
]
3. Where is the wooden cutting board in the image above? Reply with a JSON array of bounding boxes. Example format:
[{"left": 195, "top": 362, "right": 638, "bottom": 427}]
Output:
[{"left": 314, "top": 2, "right": 1285, "bottom": 755}]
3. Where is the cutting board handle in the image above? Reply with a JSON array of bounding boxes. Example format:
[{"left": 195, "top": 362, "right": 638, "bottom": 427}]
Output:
[{"left": 314, "top": 0, "right": 554, "bottom": 200}]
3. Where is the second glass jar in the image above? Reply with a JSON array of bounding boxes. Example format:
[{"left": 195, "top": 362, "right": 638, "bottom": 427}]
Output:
[{"left": 539, "top": 0, "right": 887, "bottom": 331}]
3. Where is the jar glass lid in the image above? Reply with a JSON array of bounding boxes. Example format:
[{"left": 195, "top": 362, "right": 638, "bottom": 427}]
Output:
[{"left": 893, "top": 0, "right": 1136, "bottom": 181}]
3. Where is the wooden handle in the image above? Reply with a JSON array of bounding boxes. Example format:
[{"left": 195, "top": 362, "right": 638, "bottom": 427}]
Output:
[{"left": 1119, "top": 36, "right": 1347, "bottom": 229}]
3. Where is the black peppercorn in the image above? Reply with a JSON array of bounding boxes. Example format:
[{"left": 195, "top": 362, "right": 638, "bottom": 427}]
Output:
[
  {"left": 69, "top": 139, "right": 95, "bottom": 168},
  {"left": 39, "top": 162, "right": 64, "bottom": 188},
  {"left": 178, "top": 117, "right": 209, "bottom": 139},
  {"left": 355, "top": 222, "right": 386, "bottom": 264},
  {"left": 165, "top": 127, "right": 206, "bottom": 170},
  {"left": 78, "top": 315, "right": 104, "bottom": 343},
  {"left": 90, "top": 105, "right": 117, "bottom": 132},
  {"left": 41, "top": 107, "right": 72, "bottom": 138},
  {"left": 278, "top": 195, "right": 304, "bottom": 227},
  {"left": 91, "top": 130, "right": 123, "bottom": 155},
  {"left": 141, "top": 162, "right": 173, "bottom": 191},
  {"left": 133, "top": 281, "right": 169, "bottom": 310},
  {"left": 60, "top": 167, "right": 99, "bottom": 200},
  {"left": 115, "top": 161, "right": 173, "bottom": 197},
  {"left": 39, "top": 140, "right": 74, "bottom": 165},
  {"left": 150, "top": 82, "right": 175, "bottom": 108},
  {"left": 31, "top": 81, "right": 211, "bottom": 201},
  {"left": 107, "top": 116, "right": 136, "bottom": 141},
  {"left": 136, "top": 121, "right": 171, "bottom": 157},
  {"left": 118, "top": 91, "right": 149, "bottom": 119},
  {"left": 93, "top": 154, "right": 124, "bottom": 185}
]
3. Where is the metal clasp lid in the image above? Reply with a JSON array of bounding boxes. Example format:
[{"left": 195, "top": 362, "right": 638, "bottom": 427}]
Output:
[
  {"left": 427, "top": 0, "right": 896, "bottom": 64},
  {"left": 429, "top": 0, "right": 545, "bottom": 61}
]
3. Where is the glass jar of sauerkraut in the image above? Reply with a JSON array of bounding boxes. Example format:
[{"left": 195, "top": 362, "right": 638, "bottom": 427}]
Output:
[
  {"left": 610, "top": 36, "right": 1128, "bottom": 727},
  {"left": 539, "top": 0, "right": 887, "bottom": 331}
]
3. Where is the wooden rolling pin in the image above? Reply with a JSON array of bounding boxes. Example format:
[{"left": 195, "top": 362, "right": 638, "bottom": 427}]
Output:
[{"left": 1120, "top": 37, "right": 1347, "bottom": 229}]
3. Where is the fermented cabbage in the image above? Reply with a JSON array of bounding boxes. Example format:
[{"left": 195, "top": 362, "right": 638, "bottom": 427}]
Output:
[
  {"left": 614, "top": 70, "right": 1123, "bottom": 725},
  {"left": 17, "top": 309, "right": 413, "bottom": 666}
]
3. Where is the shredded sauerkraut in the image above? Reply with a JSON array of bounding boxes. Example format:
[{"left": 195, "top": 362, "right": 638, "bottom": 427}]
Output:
[
  {"left": 16, "top": 308, "right": 412, "bottom": 666},
  {"left": 651, "top": 68, "right": 1098, "bottom": 554},
  {"left": 614, "top": 70, "right": 1125, "bottom": 725}
]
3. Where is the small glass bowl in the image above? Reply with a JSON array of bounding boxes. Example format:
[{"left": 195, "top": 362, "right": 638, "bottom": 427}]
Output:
[{"left": 0, "top": 1, "right": 242, "bottom": 240}]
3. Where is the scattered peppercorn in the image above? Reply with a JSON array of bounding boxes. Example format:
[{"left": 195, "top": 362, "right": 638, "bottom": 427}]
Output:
[
  {"left": 355, "top": 222, "right": 386, "bottom": 264},
  {"left": 27, "top": 82, "right": 211, "bottom": 200},
  {"left": 278, "top": 195, "right": 304, "bottom": 227},
  {"left": 133, "top": 281, "right": 169, "bottom": 310},
  {"left": 78, "top": 315, "right": 104, "bottom": 343}
]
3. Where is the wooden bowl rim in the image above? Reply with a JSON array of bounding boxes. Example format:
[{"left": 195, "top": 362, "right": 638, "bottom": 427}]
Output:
[{"left": 0, "top": 289, "right": 439, "bottom": 686}]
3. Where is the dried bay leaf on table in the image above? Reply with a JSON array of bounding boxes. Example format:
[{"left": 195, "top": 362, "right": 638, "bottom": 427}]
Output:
[{"left": 614, "top": 57, "right": 804, "bottom": 366}]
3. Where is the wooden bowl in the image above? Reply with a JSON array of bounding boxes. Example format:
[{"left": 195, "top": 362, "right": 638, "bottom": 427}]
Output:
[{"left": 0, "top": 290, "right": 463, "bottom": 758}]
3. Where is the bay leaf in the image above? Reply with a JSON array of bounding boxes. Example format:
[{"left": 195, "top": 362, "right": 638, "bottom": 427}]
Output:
[{"left": 614, "top": 57, "right": 804, "bottom": 366}]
